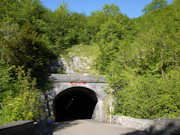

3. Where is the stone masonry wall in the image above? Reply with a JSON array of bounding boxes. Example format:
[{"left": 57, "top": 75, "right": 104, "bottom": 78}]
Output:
[
  {"left": 0, "top": 120, "right": 48, "bottom": 135},
  {"left": 112, "top": 115, "right": 154, "bottom": 131},
  {"left": 0, "top": 121, "right": 34, "bottom": 135},
  {"left": 111, "top": 115, "right": 180, "bottom": 135}
]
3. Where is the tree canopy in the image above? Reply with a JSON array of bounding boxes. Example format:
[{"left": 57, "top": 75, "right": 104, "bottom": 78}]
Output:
[{"left": 142, "top": 0, "right": 168, "bottom": 13}]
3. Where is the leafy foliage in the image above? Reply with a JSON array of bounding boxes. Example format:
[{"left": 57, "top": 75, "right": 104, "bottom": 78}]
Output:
[
  {"left": 95, "top": 2, "right": 180, "bottom": 119},
  {"left": 0, "top": 67, "right": 45, "bottom": 125},
  {"left": 102, "top": 4, "right": 121, "bottom": 16},
  {"left": 114, "top": 73, "right": 180, "bottom": 119},
  {"left": 142, "top": 0, "right": 167, "bottom": 13},
  {"left": 3, "top": 22, "right": 55, "bottom": 85}
]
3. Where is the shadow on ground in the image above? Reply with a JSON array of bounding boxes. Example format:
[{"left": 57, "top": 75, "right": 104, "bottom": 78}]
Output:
[
  {"left": 122, "top": 122, "right": 180, "bottom": 135},
  {"left": 122, "top": 131, "right": 150, "bottom": 135},
  {"left": 43, "top": 120, "right": 82, "bottom": 135}
]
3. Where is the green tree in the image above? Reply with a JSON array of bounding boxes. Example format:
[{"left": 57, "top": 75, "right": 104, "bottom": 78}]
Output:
[
  {"left": 84, "top": 10, "right": 107, "bottom": 43},
  {"left": 3, "top": 22, "right": 54, "bottom": 81},
  {"left": 142, "top": 0, "right": 167, "bottom": 13},
  {"left": 47, "top": 1, "right": 72, "bottom": 54},
  {"left": 95, "top": 14, "right": 134, "bottom": 75},
  {"left": 102, "top": 4, "right": 121, "bottom": 16},
  {"left": 96, "top": 19, "right": 121, "bottom": 74},
  {"left": 137, "top": 3, "right": 180, "bottom": 77},
  {"left": 173, "top": 0, "right": 180, "bottom": 4}
]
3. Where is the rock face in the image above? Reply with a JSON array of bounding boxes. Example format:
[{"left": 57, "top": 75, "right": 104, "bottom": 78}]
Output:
[{"left": 48, "top": 56, "right": 95, "bottom": 75}]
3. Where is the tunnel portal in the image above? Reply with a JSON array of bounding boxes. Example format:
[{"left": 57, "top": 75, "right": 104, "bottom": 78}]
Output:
[{"left": 53, "top": 87, "right": 98, "bottom": 121}]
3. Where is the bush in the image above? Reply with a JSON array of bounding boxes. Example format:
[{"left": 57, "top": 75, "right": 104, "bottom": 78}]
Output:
[
  {"left": 0, "top": 67, "right": 45, "bottom": 125},
  {"left": 113, "top": 73, "right": 180, "bottom": 119},
  {"left": 57, "top": 68, "right": 65, "bottom": 74}
]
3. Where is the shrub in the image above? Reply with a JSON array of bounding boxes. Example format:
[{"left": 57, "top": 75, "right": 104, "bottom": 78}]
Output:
[{"left": 0, "top": 67, "right": 45, "bottom": 125}]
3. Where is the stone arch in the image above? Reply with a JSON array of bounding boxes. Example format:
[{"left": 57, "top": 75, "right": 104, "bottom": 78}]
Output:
[
  {"left": 53, "top": 86, "right": 98, "bottom": 121},
  {"left": 46, "top": 74, "right": 108, "bottom": 121}
]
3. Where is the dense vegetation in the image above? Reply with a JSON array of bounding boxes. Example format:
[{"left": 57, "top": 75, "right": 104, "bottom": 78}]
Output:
[
  {"left": 0, "top": 0, "right": 179, "bottom": 125},
  {"left": 102, "top": 1, "right": 180, "bottom": 119}
]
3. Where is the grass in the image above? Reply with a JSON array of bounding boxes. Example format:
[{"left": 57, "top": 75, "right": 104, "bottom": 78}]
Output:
[{"left": 62, "top": 43, "right": 100, "bottom": 58}]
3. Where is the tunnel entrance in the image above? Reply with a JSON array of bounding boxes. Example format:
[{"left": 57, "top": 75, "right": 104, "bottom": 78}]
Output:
[{"left": 53, "top": 87, "right": 98, "bottom": 121}]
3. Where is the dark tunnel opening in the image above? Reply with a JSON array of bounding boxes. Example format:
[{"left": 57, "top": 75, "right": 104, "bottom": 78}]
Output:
[{"left": 53, "top": 87, "right": 98, "bottom": 121}]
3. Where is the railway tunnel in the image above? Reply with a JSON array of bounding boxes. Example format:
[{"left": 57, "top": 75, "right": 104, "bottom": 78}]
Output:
[
  {"left": 53, "top": 87, "right": 98, "bottom": 121},
  {"left": 47, "top": 74, "right": 108, "bottom": 122}
]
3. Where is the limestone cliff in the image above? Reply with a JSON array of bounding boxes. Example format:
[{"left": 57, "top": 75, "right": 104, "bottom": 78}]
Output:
[{"left": 48, "top": 45, "right": 99, "bottom": 75}]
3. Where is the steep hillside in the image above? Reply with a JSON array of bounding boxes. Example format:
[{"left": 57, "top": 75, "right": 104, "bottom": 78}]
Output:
[{"left": 49, "top": 44, "right": 100, "bottom": 75}]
